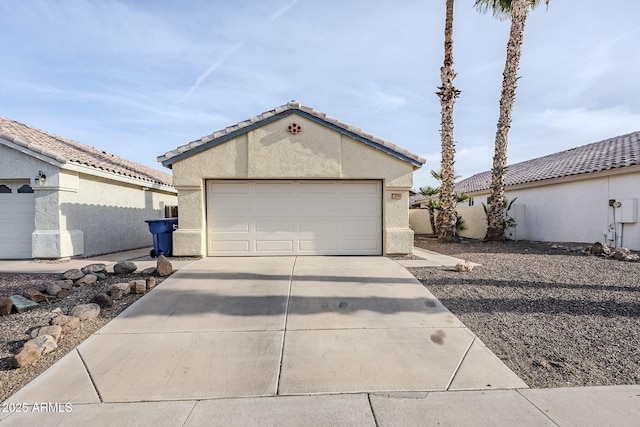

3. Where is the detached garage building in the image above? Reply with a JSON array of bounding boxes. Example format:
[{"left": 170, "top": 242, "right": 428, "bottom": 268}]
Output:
[
  {"left": 0, "top": 117, "right": 177, "bottom": 259},
  {"left": 158, "top": 101, "right": 425, "bottom": 256}
]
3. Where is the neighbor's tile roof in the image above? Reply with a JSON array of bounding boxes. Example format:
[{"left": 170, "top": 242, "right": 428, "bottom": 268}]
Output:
[
  {"left": 158, "top": 100, "right": 426, "bottom": 166},
  {"left": 456, "top": 131, "right": 640, "bottom": 194},
  {"left": 0, "top": 117, "right": 173, "bottom": 186}
]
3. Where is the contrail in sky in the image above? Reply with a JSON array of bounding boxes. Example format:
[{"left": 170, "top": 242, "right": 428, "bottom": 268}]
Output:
[{"left": 180, "top": 41, "right": 244, "bottom": 103}]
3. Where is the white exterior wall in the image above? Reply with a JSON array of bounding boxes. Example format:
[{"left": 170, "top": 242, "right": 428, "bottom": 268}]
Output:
[
  {"left": 461, "top": 170, "right": 640, "bottom": 250},
  {"left": 170, "top": 114, "right": 417, "bottom": 256}
]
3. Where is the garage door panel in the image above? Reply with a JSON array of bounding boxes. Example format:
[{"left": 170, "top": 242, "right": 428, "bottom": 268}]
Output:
[
  {"left": 343, "top": 201, "right": 380, "bottom": 214},
  {"left": 299, "top": 220, "right": 337, "bottom": 232},
  {"left": 210, "top": 219, "right": 250, "bottom": 232},
  {"left": 214, "top": 200, "right": 250, "bottom": 214},
  {"left": 342, "top": 182, "right": 379, "bottom": 194},
  {"left": 299, "top": 240, "right": 337, "bottom": 251},
  {"left": 255, "top": 221, "right": 294, "bottom": 232},
  {"left": 255, "top": 200, "right": 294, "bottom": 213},
  {"left": 0, "top": 181, "right": 35, "bottom": 259},
  {"left": 342, "top": 219, "right": 379, "bottom": 233},
  {"left": 207, "top": 180, "right": 381, "bottom": 256},
  {"left": 299, "top": 201, "right": 337, "bottom": 214},
  {"left": 256, "top": 240, "right": 294, "bottom": 252},
  {"left": 342, "top": 239, "right": 379, "bottom": 251},
  {"left": 210, "top": 183, "right": 251, "bottom": 194},
  {"left": 209, "top": 239, "right": 251, "bottom": 252}
]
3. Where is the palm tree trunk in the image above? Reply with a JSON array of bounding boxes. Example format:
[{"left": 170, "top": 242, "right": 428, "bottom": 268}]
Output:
[
  {"left": 436, "top": 0, "right": 461, "bottom": 243},
  {"left": 428, "top": 208, "right": 437, "bottom": 235},
  {"left": 484, "top": 0, "right": 529, "bottom": 241}
]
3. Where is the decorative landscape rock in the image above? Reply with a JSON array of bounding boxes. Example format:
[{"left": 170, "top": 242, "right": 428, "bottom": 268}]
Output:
[
  {"left": 157, "top": 255, "right": 173, "bottom": 276},
  {"left": 454, "top": 261, "right": 474, "bottom": 272},
  {"left": 107, "top": 283, "right": 131, "bottom": 300},
  {"left": 114, "top": 261, "right": 137, "bottom": 274},
  {"left": 91, "top": 293, "right": 113, "bottom": 308},
  {"left": 82, "top": 263, "right": 107, "bottom": 274},
  {"left": 56, "top": 289, "right": 71, "bottom": 299},
  {"left": 13, "top": 345, "right": 41, "bottom": 368},
  {"left": 75, "top": 274, "right": 98, "bottom": 286},
  {"left": 613, "top": 247, "right": 631, "bottom": 261},
  {"left": 146, "top": 277, "right": 157, "bottom": 290},
  {"left": 22, "top": 288, "right": 46, "bottom": 303},
  {"left": 129, "top": 280, "right": 146, "bottom": 294},
  {"left": 30, "top": 325, "right": 63, "bottom": 342},
  {"left": 94, "top": 272, "right": 107, "bottom": 280},
  {"left": 53, "top": 279, "right": 74, "bottom": 290},
  {"left": 70, "top": 303, "right": 101, "bottom": 321},
  {"left": 14, "top": 335, "right": 58, "bottom": 368},
  {"left": 0, "top": 296, "right": 13, "bottom": 315},
  {"left": 46, "top": 283, "right": 62, "bottom": 296},
  {"left": 61, "top": 269, "right": 85, "bottom": 281},
  {"left": 10, "top": 295, "right": 40, "bottom": 313},
  {"left": 51, "top": 314, "right": 80, "bottom": 332},
  {"left": 141, "top": 266, "right": 157, "bottom": 275},
  {"left": 589, "top": 242, "right": 610, "bottom": 255}
]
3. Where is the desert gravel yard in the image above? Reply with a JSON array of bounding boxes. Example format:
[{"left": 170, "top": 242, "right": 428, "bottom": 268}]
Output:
[
  {"left": 412, "top": 236, "right": 640, "bottom": 389},
  {"left": 0, "top": 272, "right": 152, "bottom": 403}
]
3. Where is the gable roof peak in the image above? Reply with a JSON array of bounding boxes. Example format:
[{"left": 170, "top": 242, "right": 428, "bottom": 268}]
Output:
[{"left": 158, "top": 101, "right": 426, "bottom": 167}]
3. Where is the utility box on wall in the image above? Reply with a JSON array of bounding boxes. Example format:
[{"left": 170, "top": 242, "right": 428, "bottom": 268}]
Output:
[{"left": 614, "top": 199, "right": 638, "bottom": 223}]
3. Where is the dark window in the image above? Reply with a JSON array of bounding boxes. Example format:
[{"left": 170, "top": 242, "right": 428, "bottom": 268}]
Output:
[
  {"left": 17, "top": 184, "right": 34, "bottom": 194},
  {"left": 468, "top": 197, "right": 474, "bottom": 206},
  {"left": 0, "top": 184, "right": 11, "bottom": 194}
]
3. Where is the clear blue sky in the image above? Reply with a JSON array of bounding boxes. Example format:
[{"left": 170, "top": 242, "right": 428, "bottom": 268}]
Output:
[{"left": 1, "top": 0, "right": 638, "bottom": 188}]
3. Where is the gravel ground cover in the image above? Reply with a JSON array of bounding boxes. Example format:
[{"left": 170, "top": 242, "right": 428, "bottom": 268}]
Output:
[
  {"left": 411, "top": 236, "right": 640, "bottom": 388},
  {"left": 0, "top": 272, "right": 160, "bottom": 402}
]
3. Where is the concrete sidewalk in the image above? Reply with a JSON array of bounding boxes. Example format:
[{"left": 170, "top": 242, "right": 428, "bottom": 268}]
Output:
[
  {"left": 2, "top": 254, "right": 638, "bottom": 426},
  {"left": 0, "top": 247, "right": 197, "bottom": 274}
]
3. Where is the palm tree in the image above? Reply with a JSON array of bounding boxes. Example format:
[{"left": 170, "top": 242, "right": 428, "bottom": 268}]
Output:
[
  {"left": 475, "top": 0, "right": 549, "bottom": 241},
  {"left": 419, "top": 185, "right": 440, "bottom": 234},
  {"left": 436, "top": 0, "right": 461, "bottom": 243},
  {"left": 419, "top": 170, "right": 468, "bottom": 235}
]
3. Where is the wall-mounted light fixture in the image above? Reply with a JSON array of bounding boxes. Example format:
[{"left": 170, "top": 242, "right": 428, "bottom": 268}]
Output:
[{"left": 35, "top": 171, "right": 47, "bottom": 186}]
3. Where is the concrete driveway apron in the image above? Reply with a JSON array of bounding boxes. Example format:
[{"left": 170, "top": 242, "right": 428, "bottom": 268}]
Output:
[{"left": 5, "top": 256, "right": 525, "bottom": 405}]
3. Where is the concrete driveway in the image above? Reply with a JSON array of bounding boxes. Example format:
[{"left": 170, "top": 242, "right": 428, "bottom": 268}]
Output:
[
  {"left": 5, "top": 256, "right": 524, "bottom": 405},
  {"left": 6, "top": 255, "right": 640, "bottom": 426}
]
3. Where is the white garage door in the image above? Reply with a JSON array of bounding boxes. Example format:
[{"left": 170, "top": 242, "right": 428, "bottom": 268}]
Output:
[
  {"left": 207, "top": 180, "right": 382, "bottom": 256},
  {"left": 0, "top": 181, "right": 36, "bottom": 259}
]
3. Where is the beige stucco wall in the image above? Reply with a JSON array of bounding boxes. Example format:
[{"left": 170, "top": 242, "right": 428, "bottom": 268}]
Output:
[
  {"left": 170, "top": 114, "right": 417, "bottom": 256},
  {"left": 456, "top": 206, "right": 489, "bottom": 239},
  {"left": 409, "top": 206, "right": 488, "bottom": 239}
]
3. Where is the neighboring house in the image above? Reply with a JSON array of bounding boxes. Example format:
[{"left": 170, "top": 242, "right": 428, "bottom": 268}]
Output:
[
  {"left": 158, "top": 100, "right": 425, "bottom": 256},
  {"left": 0, "top": 117, "right": 177, "bottom": 259},
  {"left": 455, "top": 131, "right": 640, "bottom": 249}
]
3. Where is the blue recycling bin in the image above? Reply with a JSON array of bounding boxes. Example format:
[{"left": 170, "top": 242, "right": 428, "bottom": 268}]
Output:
[{"left": 145, "top": 218, "right": 178, "bottom": 258}]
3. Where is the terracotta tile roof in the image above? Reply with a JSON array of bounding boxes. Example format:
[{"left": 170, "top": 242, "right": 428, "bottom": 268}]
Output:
[
  {"left": 0, "top": 117, "right": 173, "bottom": 187},
  {"left": 158, "top": 100, "right": 426, "bottom": 167},
  {"left": 456, "top": 131, "right": 640, "bottom": 194}
]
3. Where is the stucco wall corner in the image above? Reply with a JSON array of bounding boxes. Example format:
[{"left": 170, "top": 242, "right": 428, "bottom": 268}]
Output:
[
  {"left": 172, "top": 229, "right": 205, "bottom": 257},
  {"left": 384, "top": 228, "right": 414, "bottom": 255},
  {"left": 32, "top": 230, "right": 84, "bottom": 258}
]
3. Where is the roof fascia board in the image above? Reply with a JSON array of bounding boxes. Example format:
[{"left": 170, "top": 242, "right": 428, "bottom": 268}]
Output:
[
  {"left": 63, "top": 162, "right": 176, "bottom": 193},
  {"left": 161, "top": 110, "right": 423, "bottom": 168},
  {"left": 0, "top": 137, "right": 65, "bottom": 168}
]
